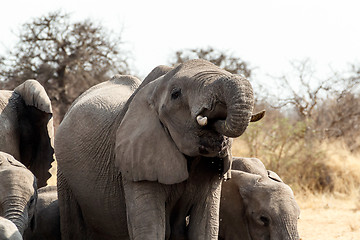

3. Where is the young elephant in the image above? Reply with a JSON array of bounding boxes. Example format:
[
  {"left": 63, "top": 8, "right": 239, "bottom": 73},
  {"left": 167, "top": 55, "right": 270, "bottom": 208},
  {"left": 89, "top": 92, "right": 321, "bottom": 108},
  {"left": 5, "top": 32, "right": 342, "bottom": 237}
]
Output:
[
  {"left": 219, "top": 157, "right": 300, "bottom": 240},
  {"left": 0, "top": 152, "right": 37, "bottom": 235},
  {"left": 0, "top": 217, "right": 23, "bottom": 240},
  {"left": 23, "top": 186, "right": 60, "bottom": 240}
]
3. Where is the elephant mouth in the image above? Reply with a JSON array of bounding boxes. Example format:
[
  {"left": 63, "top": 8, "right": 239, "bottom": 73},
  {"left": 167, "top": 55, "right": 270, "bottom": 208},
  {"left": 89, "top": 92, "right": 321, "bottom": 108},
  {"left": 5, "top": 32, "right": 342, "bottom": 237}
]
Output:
[{"left": 198, "top": 134, "right": 231, "bottom": 158}]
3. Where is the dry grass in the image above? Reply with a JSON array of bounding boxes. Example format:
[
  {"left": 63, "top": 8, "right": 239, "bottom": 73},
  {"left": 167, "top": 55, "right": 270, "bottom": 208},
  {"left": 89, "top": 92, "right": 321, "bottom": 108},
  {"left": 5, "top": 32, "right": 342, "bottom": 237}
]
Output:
[
  {"left": 297, "top": 193, "right": 360, "bottom": 239},
  {"left": 232, "top": 138, "right": 360, "bottom": 196},
  {"left": 319, "top": 140, "right": 360, "bottom": 194}
]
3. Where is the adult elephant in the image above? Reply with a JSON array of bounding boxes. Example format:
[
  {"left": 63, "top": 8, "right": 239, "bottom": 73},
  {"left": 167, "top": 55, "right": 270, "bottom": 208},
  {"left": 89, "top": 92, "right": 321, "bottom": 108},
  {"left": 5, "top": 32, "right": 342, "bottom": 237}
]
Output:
[
  {"left": 0, "top": 80, "right": 55, "bottom": 188},
  {"left": 55, "top": 59, "right": 264, "bottom": 240},
  {"left": 0, "top": 217, "right": 23, "bottom": 240},
  {"left": 0, "top": 151, "right": 37, "bottom": 235},
  {"left": 219, "top": 157, "right": 300, "bottom": 240}
]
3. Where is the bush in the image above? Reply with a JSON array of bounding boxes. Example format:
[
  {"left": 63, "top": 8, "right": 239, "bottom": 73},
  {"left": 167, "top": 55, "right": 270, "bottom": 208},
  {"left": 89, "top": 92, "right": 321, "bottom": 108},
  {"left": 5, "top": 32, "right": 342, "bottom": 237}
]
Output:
[{"left": 233, "top": 115, "right": 360, "bottom": 195}]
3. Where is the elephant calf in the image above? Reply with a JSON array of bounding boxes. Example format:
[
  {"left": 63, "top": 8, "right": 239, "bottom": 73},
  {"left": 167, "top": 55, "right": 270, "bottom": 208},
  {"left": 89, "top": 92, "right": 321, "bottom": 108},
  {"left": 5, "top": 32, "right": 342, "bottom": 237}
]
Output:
[
  {"left": 24, "top": 186, "right": 60, "bottom": 240},
  {"left": 219, "top": 157, "right": 300, "bottom": 240},
  {"left": 0, "top": 151, "right": 37, "bottom": 236},
  {"left": 0, "top": 217, "right": 23, "bottom": 240}
]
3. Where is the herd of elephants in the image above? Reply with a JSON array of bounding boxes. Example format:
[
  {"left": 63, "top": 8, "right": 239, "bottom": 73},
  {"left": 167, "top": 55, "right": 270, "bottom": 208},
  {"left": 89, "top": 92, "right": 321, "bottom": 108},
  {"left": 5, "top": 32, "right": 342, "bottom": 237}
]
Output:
[{"left": 0, "top": 59, "right": 301, "bottom": 240}]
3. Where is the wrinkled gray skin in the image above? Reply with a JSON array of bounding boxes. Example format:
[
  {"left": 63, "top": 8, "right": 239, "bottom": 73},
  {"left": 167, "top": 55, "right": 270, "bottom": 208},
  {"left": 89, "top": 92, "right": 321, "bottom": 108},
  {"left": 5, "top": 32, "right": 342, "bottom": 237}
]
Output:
[
  {"left": 55, "top": 59, "right": 263, "bottom": 240},
  {"left": 0, "top": 152, "right": 37, "bottom": 235},
  {"left": 23, "top": 186, "right": 60, "bottom": 240},
  {"left": 219, "top": 157, "right": 300, "bottom": 240},
  {"left": 0, "top": 80, "right": 55, "bottom": 188},
  {"left": 0, "top": 217, "right": 23, "bottom": 240}
]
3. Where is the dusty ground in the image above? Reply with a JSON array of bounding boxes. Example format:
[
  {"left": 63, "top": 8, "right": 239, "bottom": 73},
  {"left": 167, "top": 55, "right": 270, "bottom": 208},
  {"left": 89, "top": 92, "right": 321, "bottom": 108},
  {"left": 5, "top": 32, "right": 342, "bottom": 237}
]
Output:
[{"left": 297, "top": 193, "right": 360, "bottom": 240}]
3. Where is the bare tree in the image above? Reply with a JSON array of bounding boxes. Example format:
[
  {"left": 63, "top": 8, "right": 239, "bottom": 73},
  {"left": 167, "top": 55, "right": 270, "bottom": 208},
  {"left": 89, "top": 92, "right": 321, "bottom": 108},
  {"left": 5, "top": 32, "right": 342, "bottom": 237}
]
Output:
[
  {"left": 269, "top": 59, "right": 360, "bottom": 149},
  {"left": 270, "top": 59, "right": 332, "bottom": 120},
  {"left": 0, "top": 11, "right": 131, "bottom": 125},
  {"left": 168, "top": 47, "right": 252, "bottom": 78},
  {"left": 314, "top": 67, "right": 360, "bottom": 150}
]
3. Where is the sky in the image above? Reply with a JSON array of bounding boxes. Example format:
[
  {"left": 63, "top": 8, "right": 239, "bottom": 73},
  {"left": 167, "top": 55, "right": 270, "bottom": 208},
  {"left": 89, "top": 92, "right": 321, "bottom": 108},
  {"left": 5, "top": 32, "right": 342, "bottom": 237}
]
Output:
[{"left": 1, "top": 0, "right": 360, "bottom": 85}]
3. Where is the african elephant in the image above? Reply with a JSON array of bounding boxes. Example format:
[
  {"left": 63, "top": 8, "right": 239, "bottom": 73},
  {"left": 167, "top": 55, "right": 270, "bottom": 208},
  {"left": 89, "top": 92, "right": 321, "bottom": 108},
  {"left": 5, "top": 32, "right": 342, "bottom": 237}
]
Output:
[
  {"left": 219, "top": 157, "right": 300, "bottom": 240},
  {"left": 0, "top": 217, "right": 23, "bottom": 240},
  {"left": 55, "top": 59, "right": 264, "bottom": 240},
  {"left": 23, "top": 186, "right": 60, "bottom": 240},
  {"left": 0, "top": 151, "right": 37, "bottom": 235},
  {"left": 0, "top": 80, "right": 55, "bottom": 188}
]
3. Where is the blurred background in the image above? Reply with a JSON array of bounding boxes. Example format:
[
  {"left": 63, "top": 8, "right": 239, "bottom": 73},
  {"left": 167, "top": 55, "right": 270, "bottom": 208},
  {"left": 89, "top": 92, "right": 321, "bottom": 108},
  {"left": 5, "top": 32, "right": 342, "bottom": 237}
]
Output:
[{"left": 1, "top": 1, "right": 360, "bottom": 238}]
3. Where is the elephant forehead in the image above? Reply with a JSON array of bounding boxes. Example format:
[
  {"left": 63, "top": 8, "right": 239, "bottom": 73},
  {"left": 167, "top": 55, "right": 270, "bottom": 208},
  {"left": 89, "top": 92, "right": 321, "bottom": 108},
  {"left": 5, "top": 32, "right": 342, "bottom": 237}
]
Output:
[
  {"left": 0, "top": 168, "right": 35, "bottom": 192},
  {"left": 171, "top": 59, "right": 230, "bottom": 80}
]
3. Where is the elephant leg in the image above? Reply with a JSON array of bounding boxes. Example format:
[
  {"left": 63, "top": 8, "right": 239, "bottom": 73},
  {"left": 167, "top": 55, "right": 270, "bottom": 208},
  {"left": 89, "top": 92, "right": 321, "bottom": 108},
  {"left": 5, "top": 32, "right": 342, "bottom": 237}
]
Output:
[
  {"left": 57, "top": 171, "right": 88, "bottom": 240},
  {"left": 122, "top": 179, "right": 167, "bottom": 240},
  {"left": 187, "top": 178, "right": 222, "bottom": 240}
]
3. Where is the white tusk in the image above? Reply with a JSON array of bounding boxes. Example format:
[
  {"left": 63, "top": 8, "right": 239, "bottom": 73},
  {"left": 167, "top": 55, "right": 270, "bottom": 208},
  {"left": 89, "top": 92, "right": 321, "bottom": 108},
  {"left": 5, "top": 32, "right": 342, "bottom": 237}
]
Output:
[{"left": 196, "top": 115, "right": 208, "bottom": 126}]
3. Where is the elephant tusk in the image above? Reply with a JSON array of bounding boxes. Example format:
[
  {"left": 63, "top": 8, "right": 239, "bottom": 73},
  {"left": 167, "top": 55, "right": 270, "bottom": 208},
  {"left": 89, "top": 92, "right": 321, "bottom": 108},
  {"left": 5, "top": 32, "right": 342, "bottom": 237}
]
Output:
[
  {"left": 196, "top": 115, "right": 208, "bottom": 126},
  {"left": 250, "top": 110, "right": 266, "bottom": 122}
]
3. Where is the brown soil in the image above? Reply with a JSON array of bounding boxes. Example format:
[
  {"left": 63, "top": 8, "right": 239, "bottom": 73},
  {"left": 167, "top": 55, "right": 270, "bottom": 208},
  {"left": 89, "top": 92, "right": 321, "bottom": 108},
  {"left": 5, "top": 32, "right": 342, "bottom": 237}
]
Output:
[{"left": 297, "top": 194, "right": 360, "bottom": 240}]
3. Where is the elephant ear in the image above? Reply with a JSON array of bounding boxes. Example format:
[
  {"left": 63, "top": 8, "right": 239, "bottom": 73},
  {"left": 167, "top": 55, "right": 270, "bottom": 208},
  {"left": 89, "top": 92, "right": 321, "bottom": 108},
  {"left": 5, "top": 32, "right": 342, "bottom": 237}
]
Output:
[
  {"left": 142, "top": 65, "right": 174, "bottom": 85},
  {"left": 14, "top": 79, "right": 55, "bottom": 188},
  {"left": 267, "top": 170, "right": 283, "bottom": 182},
  {"left": 115, "top": 79, "right": 189, "bottom": 184},
  {"left": 116, "top": 65, "right": 174, "bottom": 123},
  {"left": 231, "top": 170, "right": 262, "bottom": 204}
]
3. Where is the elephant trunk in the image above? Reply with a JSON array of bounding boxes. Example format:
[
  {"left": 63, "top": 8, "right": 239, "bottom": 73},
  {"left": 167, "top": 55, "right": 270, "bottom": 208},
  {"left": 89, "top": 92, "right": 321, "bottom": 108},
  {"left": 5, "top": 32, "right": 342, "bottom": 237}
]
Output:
[
  {"left": 212, "top": 76, "right": 254, "bottom": 138},
  {"left": 3, "top": 199, "right": 28, "bottom": 235}
]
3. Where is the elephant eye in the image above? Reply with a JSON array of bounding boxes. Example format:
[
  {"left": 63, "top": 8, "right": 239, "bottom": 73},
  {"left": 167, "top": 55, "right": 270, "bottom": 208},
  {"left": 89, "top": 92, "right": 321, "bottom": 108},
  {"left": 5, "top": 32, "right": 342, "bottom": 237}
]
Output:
[
  {"left": 259, "top": 216, "right": 270, "bottom": 227},
  {"left": 171, "top": 88, "right": 182, "bottom": 100}
]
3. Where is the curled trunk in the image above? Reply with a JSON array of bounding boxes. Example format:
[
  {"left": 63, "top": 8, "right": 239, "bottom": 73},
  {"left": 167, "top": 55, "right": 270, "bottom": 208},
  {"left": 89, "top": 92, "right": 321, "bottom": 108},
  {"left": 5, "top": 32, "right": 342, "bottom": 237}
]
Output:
[{"left": 213, "top": 76, "right": 254, "bottom": 138}]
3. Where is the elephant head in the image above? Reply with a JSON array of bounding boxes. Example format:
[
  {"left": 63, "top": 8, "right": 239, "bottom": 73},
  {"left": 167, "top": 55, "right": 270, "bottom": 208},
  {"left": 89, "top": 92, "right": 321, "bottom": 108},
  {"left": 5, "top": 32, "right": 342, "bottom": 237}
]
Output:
[
  {"left": 115, "top": 59, "right": 264, "bottom": 184},
  {"left": 220, "top": 169, "right": 300, "bottom": 240},
  {"left": 0, "top": 80, "right": 54, "bottom": 188},
  {"left": 0, "top": 151, "right": 37, "bottom": 235}
]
